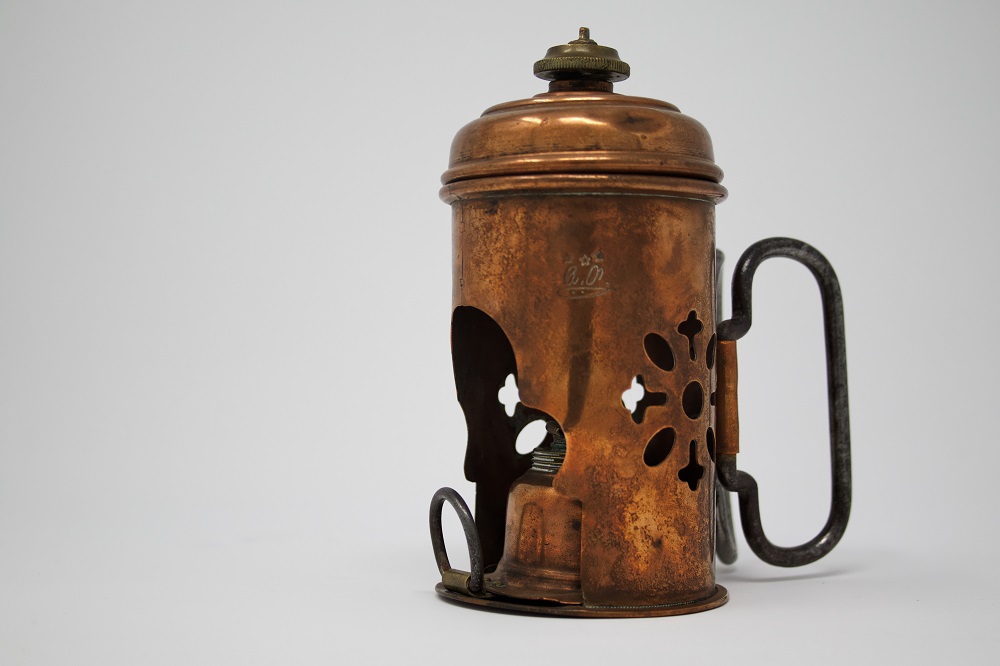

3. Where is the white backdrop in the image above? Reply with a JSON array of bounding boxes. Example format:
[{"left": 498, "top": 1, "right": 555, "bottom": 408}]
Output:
[{"left": 1, "top": 1, "right": 998, "bottom": 663}]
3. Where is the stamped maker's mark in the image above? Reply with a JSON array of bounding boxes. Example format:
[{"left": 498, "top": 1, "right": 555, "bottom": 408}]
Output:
[{"left": 562, "top": 250, "right": 613, "bottom": 299}]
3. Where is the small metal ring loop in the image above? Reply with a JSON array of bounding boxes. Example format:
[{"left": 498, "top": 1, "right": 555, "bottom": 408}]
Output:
[{"left": 429, "top": 487, "right": 484, "bottom": 595}]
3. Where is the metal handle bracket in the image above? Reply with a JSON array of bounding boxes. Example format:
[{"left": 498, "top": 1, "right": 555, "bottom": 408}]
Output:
[{"left": 716, "top": 237, "right": 852, "bottom": 567}]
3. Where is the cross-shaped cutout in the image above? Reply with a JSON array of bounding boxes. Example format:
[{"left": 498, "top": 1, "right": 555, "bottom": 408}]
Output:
[
  {"left": 497, "top": 373, "right": 520, "bottom": 417},
  {"left": 621, "top": 375, "right": 667, "bottom": 424},
  {"left": 677, "top": 310, "right": 703, "bottom": 361},
  {"left": 678, "top": 440, "right": 705, "bottom": 491}
]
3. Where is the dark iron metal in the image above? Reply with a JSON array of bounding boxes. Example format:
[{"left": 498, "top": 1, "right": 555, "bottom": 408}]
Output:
[
  {"left": 716, "top": 237, "right": 852, "bottom": 567},
  {"left": 714, "top": 249, "right": 738, "bottom": 566},
  {"left": 714, "top": 484, "right": 738, "bottom": 565},
  {"left": 429, "top": 487, "right": 485, "bottom": 595}
]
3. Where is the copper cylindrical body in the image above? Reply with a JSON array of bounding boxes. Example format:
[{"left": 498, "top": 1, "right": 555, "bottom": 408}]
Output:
[{"left": 445, "top": 87, "right": 727, "bottom": 610}]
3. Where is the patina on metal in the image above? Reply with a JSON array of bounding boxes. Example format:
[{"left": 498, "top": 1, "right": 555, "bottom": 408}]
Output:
[
  {"left": 715, "top": 238, "right": 852, "bottom": 567},
  {"left": 533, "top": 27, "right": 630, "bottom": 84},
  {"left": 429, "top": 29, "right": 852, "bottom": 617}
]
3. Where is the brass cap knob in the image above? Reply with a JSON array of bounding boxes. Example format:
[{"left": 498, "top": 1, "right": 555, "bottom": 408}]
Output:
[{"left": 533, "top": 27, "right": 630, "bottom": 83}]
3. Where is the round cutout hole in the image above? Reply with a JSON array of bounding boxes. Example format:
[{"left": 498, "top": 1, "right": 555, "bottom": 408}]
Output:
[
  {"left": 683, "top": 382, "right": 704, "bottom": 420},
  {"left": 643, "top": 427, "right": 676, "bottom": 467},
  {"left": 515, "top": 419, "right": 547, "bottom": 455}
]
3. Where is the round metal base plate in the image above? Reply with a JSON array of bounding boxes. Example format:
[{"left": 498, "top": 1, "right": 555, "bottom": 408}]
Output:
[{"left": 435, "top": 583, "right": 728, "bottom": 618}]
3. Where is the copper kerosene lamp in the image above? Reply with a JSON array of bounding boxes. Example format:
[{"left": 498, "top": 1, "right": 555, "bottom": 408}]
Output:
[{"left": 428, "top": 29, "right": 851, "bottom": 617}]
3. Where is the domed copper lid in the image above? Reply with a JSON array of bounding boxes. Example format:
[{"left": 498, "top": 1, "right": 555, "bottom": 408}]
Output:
[{"left": 441, "top": 28, "right": 725, "bottom": 199}]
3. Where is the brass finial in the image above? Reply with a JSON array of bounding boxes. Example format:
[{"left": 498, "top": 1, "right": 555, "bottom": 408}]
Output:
[{"left": 533, "top": 27, "right": 630, "bottom": 83}]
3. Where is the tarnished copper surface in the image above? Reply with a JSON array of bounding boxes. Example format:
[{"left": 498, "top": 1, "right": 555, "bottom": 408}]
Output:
[
  {"left": 486, "top": 469, "right": 583, "bottom": 604},
  {"left": 442, "top": 92, "right": 724, "bottom": 186},
  {"left": 436, "top": 583, "right": 728, "bottom": 618},
  {"left": 450, "top": 187, "right": 721, "bottom": 607},
  {"left": 716, "top": 340, "right": 740, "bottom": 456},
  {"left": 445, "top": 30, "right": 727, "bottom": 613}
]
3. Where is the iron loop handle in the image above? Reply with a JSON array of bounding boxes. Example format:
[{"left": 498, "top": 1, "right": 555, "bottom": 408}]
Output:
[
  {"left": 429, "top": 487, "right": 485, "bottom": 595},
  {"left": 716, "top": 237, "right": 852, "bottom": 567},
  {"left": 714, "top": 481, "right": 738, "bottom": 565}
]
